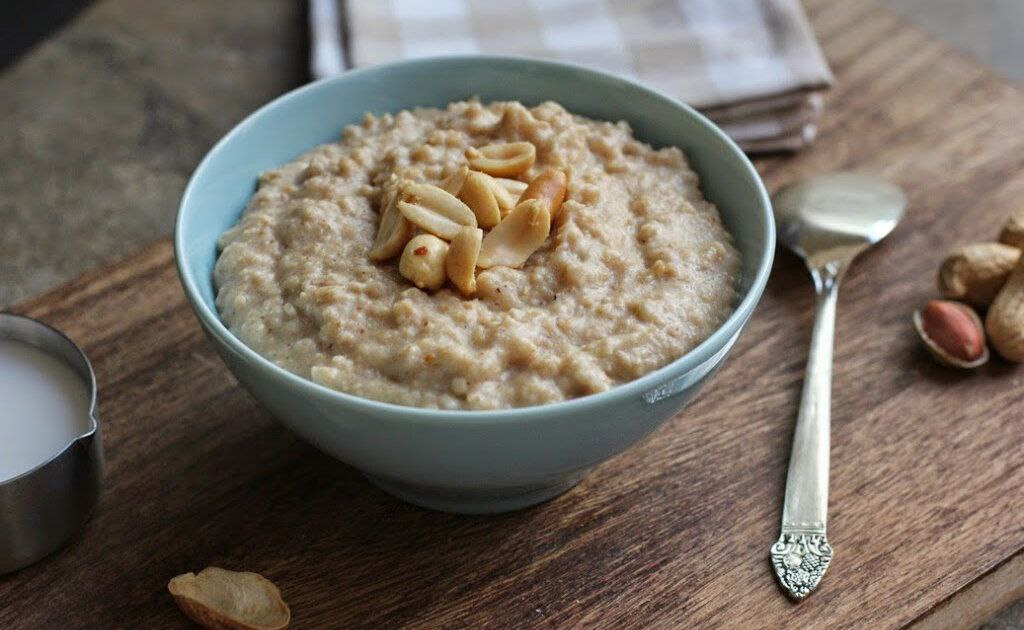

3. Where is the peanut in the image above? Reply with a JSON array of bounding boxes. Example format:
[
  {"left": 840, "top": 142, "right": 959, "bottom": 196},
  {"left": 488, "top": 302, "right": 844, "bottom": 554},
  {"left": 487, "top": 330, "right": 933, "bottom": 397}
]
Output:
[
  {"left": 998, "top": 206, "right": 1024, "bottom": 249},
  {"left": 937, "top": 242, "right": 1021, "bottom": 307},
  {"left": 914, "top": 300, "right": 987, "bottom": 368},
  {"left": 458, "top": 171, "right": 502, "bottom": 229},
  {"left": 986, "top": 257, "right": 1024, "bottom": 361},
  {"left": 399, "top": 234, "right": 449, "bottom": 290},
  {"left": 477, "top": 199, "right": 551, "bottom": 269},
  {"left": 466, "top": 142, "right": 536, "bottom": 177},
  {"left": 446, "top": 227, "right": 483, "bottom": 295},
  {"left": 493, "top": 177, "right": 528, "bottom": 201},
  {"left": 368, "top": 184, "right": 413, "bottom": 261},
  {"left": 439, "top": 164, "right": 469, "bottom": 196},
  {"left": 488, "top": 178, "right": 520, "bottom": 216},
  {"left": 398, "top": 182, "right": 477, "bottom": 240},
  {"left": 519, "top": 168, "right": 568, "bottom": 223}
]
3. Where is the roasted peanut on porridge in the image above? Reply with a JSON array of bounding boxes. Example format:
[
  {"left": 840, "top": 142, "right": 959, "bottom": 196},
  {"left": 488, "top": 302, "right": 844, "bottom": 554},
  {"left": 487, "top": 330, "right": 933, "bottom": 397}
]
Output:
[{"left": 214, "top": 100, "right": 740, "bottom": 410}]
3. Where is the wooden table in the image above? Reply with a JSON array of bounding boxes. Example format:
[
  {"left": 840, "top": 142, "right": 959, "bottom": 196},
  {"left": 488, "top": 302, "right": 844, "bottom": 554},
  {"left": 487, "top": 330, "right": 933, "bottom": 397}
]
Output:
[{"left": 2, "top": 1, "right": 1024, "bottom": 627}]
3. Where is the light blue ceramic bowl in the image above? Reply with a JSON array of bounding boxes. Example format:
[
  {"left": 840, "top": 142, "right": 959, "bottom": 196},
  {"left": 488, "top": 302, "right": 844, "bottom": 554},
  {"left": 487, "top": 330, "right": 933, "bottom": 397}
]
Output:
[{"left": 175, "top": 56, "right": 774, "bottom": 514}]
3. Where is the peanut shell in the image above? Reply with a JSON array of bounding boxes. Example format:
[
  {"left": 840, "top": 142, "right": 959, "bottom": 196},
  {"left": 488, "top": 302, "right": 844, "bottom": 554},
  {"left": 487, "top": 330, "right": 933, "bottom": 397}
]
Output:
[
  {"left": 998, "top": 206, "right": 1024, "bottom": 249},
  {"left": 986, "top": 257, "right": 1024, "bottom": 361},
  {"left": 168, "top": 567, "right": 290, "bottom": 630},
  {"left": 938, "top": 242, "right": 1020, "bottom": 307}
]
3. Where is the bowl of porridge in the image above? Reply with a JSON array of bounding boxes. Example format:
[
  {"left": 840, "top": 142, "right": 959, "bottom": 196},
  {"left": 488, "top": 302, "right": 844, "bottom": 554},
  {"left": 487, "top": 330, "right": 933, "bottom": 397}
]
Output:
[{"left": 175, "top": 56, "right": 773, "bottom": 513}]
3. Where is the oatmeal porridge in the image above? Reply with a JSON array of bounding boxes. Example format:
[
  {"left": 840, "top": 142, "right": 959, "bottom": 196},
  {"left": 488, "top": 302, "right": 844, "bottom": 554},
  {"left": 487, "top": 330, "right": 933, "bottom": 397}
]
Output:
[{"left": 214, "top": 100, "right": 740, "bottom": 410}]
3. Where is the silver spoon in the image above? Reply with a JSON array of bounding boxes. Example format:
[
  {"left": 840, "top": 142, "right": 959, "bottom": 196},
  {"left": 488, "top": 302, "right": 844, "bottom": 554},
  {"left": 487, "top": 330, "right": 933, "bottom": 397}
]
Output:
[{"left": 769, "top": 172, "right": 906, "bottom": 600}]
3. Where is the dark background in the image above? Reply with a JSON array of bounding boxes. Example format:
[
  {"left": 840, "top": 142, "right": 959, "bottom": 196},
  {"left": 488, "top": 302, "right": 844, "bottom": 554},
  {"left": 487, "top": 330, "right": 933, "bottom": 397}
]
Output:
[{"left": 0, "top": 0, "right": 94, "bottom": 71}]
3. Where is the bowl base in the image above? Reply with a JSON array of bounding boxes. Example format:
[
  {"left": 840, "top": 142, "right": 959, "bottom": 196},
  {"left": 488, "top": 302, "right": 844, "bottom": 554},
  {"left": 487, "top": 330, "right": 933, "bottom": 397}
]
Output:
[{"left": 364, "top": 472, "right": 587, "bottom": 514}]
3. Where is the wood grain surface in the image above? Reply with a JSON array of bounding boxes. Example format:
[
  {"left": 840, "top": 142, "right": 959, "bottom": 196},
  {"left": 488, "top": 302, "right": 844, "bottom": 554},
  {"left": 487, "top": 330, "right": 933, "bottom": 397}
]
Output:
[{"left": 3, "top": 1, "right": 1024, "bottom": 627}]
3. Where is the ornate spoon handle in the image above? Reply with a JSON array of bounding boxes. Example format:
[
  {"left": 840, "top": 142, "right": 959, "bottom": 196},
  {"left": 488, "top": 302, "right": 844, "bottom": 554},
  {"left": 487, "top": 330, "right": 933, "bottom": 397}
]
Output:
[{"left": 771, "top": 263, "right": 842, "bottom": 600}]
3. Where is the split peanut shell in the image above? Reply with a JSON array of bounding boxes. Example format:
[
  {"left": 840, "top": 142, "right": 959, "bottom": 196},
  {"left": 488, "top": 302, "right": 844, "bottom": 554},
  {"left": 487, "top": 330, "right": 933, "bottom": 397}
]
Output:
[
  {"left": 168, "top": 567, "right": 290, "bottom": 630},
  {"left": 913, "top": 300, "right": 988, "bottom": 369}
]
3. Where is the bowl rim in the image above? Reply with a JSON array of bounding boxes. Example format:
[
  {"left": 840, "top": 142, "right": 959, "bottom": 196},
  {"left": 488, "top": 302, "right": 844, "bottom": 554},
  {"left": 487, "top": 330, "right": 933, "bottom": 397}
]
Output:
[{"left": 174, "top": 54, "right": 775, "bottom": 423}]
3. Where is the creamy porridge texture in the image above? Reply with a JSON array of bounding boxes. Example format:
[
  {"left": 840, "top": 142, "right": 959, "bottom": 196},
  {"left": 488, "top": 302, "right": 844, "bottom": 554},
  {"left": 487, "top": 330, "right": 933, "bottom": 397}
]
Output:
[{"left": 214, "top": 100, "right": 740, "bottom": 410}]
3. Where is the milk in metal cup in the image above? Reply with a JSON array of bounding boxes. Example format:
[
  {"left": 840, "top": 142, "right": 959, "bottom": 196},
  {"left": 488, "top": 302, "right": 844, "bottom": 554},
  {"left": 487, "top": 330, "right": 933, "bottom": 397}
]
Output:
[{"left": 0, "top": 339, "right": 92, "bottom": 481}]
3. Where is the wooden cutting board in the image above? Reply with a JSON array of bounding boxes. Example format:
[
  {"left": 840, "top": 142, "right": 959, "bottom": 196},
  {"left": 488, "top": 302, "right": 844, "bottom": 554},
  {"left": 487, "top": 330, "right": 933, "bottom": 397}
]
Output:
[{"left": 3, "top": 1, "right": 1024, "bottom": 627}]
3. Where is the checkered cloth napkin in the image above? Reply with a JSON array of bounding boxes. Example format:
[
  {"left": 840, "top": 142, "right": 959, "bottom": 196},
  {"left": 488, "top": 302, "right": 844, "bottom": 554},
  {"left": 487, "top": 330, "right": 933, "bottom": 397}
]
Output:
[{"left": 310, "top": 0, "right": 833, "bottom": 152}]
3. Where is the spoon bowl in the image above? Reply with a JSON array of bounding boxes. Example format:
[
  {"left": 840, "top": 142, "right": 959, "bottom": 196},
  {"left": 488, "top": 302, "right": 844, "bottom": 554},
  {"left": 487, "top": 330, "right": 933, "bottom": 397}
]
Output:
[{"left": 773, "top": 171, "right": 906, "bottom": 270}]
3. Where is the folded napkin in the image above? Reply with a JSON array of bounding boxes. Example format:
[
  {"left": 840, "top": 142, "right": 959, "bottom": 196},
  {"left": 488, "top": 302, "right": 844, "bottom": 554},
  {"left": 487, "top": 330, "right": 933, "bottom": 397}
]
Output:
[{"left": 311, "top": 0, "right": 833, "bottom": 153}]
